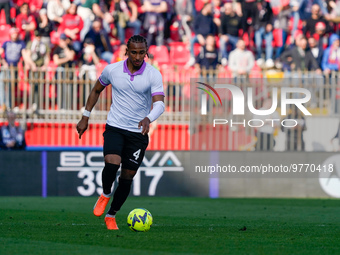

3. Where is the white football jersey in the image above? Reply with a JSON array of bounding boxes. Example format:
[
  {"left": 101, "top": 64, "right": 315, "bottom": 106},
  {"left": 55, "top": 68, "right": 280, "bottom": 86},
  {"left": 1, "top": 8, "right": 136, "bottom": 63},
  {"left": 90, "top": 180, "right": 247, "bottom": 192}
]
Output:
[{"left": 99, "top": 60, "right": 164, "bottom": 132}]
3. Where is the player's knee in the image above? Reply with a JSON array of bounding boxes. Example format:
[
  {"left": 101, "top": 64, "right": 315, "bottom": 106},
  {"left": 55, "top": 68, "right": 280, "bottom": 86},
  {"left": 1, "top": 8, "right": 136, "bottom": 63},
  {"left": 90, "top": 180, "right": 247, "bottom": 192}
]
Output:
[
  {"left": 105, "top": 154, "right": 121, "bottom": 165},
  {"left": 120, "top": 169, "right": 136, "bottom": 180}
]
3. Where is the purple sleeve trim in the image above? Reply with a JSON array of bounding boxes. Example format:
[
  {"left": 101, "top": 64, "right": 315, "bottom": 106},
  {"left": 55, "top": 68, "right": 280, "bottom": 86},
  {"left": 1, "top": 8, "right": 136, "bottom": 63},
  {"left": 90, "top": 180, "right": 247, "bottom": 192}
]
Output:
[
  {"left": 152, "top": 92, "right": 165, "bottom": 97},
  {"left": 99, "top": 76, "right": 109, "bottom": 86}
]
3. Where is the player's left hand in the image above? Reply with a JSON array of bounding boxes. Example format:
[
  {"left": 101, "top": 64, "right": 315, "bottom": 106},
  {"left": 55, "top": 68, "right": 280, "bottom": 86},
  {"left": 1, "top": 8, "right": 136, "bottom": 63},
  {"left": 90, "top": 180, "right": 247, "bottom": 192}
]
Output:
[{"left": 138, "top": 117, "right": 151, "bottom": 135}]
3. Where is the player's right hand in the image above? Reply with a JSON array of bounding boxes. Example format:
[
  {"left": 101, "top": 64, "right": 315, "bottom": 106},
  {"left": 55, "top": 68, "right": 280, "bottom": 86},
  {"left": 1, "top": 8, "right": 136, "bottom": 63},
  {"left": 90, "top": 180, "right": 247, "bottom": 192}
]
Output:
[{"left": 76, "top": 117, "right": 89, "bottom": 139}]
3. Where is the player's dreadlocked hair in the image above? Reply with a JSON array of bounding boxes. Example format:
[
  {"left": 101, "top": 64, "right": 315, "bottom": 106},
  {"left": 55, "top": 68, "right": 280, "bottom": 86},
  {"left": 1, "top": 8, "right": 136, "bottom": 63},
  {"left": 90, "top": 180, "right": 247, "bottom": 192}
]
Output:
[{"left": 126, "top": 35, "right": 149, "bottom": 58}]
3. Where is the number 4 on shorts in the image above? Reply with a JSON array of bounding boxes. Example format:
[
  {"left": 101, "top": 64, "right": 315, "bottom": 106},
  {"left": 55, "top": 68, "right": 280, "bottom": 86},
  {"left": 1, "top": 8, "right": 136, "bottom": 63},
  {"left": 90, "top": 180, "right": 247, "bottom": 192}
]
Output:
[{"left": 133, "top": 149, "right": 141, "bottom": 160}]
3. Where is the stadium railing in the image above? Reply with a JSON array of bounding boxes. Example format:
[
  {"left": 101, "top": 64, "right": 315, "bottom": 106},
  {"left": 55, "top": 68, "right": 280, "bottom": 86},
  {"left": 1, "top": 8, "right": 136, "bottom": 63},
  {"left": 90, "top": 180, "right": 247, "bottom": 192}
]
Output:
[{"left": 0, "top": 65, "right": 338, "bottom": 151}]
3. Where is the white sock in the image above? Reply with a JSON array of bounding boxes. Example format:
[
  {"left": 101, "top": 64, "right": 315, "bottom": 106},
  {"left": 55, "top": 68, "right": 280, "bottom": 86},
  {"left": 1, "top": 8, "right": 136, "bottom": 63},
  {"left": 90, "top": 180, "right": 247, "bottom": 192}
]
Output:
[
  {"left": 102, "top": 193, "right": 111, "bottom": 198},
  {"left": 106, "top": 214, "right": 115, "bottom": 218}
]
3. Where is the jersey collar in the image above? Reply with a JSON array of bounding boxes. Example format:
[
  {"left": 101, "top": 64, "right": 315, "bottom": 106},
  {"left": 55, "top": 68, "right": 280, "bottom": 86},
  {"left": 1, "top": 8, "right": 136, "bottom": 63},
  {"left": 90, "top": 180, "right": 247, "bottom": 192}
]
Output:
[{"left": 123, "top": 59, "right": 146, "bottom": 81}]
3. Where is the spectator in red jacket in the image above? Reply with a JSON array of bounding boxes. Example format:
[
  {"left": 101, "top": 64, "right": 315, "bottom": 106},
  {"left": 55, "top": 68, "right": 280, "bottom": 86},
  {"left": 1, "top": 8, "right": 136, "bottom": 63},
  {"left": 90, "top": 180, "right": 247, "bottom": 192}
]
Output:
[
  {"left": 59, "top": 3, "right": 84, "bottom": 52},
  {"left": 16, "top": 3, "right": 37, "bottom": 43}
]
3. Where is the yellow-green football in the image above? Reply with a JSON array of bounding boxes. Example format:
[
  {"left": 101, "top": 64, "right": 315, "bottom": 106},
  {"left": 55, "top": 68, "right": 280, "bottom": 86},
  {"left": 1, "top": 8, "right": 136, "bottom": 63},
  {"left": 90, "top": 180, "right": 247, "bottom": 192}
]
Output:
[{"left": 127, "top": 208, "right": 153, "bottom": 232}]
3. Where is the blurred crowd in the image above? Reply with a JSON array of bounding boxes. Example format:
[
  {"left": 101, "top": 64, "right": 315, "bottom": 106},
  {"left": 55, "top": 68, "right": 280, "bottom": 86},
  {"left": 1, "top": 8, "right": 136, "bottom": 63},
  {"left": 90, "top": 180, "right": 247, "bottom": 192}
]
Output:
[
  {"left": 188, "top": 0, "right": 340, "bottom": 74},
  {"left": 1, "top": 0, "right": 340, "bottom": 76},
  {"left": 2, "top": 0, "right": 340, "bottom": 151}
]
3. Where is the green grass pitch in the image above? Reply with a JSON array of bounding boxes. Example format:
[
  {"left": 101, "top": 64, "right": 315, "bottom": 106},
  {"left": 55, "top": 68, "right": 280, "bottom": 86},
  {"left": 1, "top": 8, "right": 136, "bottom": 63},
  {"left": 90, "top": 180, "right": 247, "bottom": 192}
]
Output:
[{"left": 1, "top": 197, "right": 340, "bottom": 255}]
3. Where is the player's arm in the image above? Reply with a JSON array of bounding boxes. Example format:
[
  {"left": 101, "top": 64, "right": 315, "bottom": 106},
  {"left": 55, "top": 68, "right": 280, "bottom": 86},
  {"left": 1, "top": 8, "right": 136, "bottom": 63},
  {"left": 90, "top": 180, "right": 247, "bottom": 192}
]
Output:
[
  {"left": 76, "top": 80, "right": 106, "bottom": 139},
  {"left": 138, "top": 95, "right": 165, "bottom": 135}
]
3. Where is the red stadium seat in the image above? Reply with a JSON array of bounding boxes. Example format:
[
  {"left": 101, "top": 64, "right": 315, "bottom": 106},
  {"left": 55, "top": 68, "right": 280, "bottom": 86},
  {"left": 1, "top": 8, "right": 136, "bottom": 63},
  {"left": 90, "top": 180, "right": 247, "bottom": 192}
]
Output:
[
  {"left": 110, "top": 39, "right": 122, "bottom": 54},
  {"left": 148, "top": 45, "right": 169, "bottom": 65},
  {"left": 286, "top": 34, "right": 292, "bottom": 45},
  {"left": 288, "top": 17, "right": 303, "bottom": 31},
  {"left": 215, "top": 35, "right": 220, "bottom": 49},
  {"left": 0, "top": 10, "right": 6, "bottom": 25},
  {"left": 96, "top": 61, "right": 108, "bottom": 78},
  {"left": 241, "top": 31, "right": 255, "bottom": 48},
  {"left": 159, "top": 63, "right": 175, "bottom": 83},
  {"left": 249, "top": 64, "right": 263, "bottom": 79},
  {"left": 19, "top": 81, "right": 30, "bottom": 92},
  {"left": 218, "top": 66, "right": 232, "bottom": 78},
  {"left": 47, "top": 61, "right": 57, "bottom": 81},
  {"left": 50, "top": 30, "right": 60, "bottom": 45},
  {"left": 10, "top": 7, "right": 16, "bottom": 20},
  {"left": 0, "top": 24, "right": 10, "bottom": 46},
  {"left": 30, "top": 0, "right": 44, "bottom": 12},
  {"left": 169, "top": 23, "right": 180, "bottom": 42},
  {"left": 193, "top": 43, "right": 201, "bottom": 57},
  {"left": 17, "top": 61, "right": 25, "bottom": 80},
  {"left": 169, "top": 42, "right": 190, "bottom": 65},
  {"left": 0, "top": 7, "right": 15, "bottom": 24},
  {"left": 125, "top": 28, "right": 134, "bottom": 44},
  {"left": 272, "top": 29, "right": 283, "bottom": 47}
]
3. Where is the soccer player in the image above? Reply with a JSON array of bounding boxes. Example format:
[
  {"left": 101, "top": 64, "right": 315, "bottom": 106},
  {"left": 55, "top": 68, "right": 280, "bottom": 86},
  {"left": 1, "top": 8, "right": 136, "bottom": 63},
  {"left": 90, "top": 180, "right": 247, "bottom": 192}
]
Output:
[{"left": 76, "top": 35, "right": 165, "bottom": 230}]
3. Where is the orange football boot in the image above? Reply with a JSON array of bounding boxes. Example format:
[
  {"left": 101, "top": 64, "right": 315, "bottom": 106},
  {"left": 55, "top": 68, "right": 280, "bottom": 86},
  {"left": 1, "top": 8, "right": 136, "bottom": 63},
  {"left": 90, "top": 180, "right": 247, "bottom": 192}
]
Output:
[
  {"left": 93, "top": 194, "right": 110, "bottom": 217},
  {"left": 105, "top": 216, "right": 119, "bottom": 230}
]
